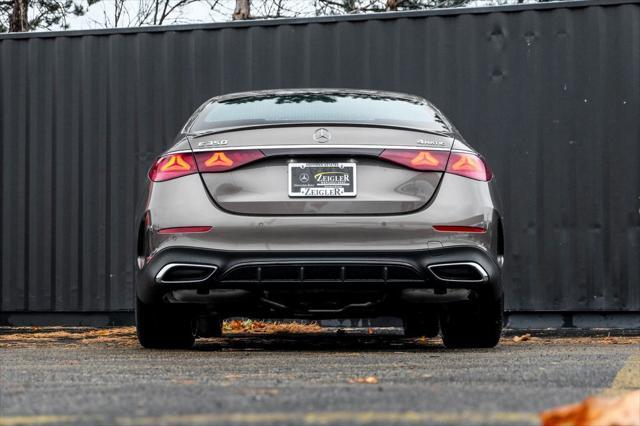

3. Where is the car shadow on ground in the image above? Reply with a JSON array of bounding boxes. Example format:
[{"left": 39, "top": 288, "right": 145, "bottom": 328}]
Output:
[{"left": 193, "top": 332, "right": 451, "bottom": 352}]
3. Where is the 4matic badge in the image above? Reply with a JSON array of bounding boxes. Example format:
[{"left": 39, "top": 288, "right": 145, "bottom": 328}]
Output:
[{"left": 417, "top": 139, "right": 446, "bottom": 147}]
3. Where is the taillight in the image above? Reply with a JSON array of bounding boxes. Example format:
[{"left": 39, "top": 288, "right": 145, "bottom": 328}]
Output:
[
  {"left": 379, "top": 149, "right": 449, "bottom": 171},
  {"left": 149, "top": 153, "right": 197, "bottom": 182},
  {"left": 446, "top": 152, "right": 492, "bottom": 181},
  {"left": 379, "top": 149, "right": 492, "bottom": 181},
  {"left": 195, "top": 150, "right": 265, "bottom": 172}
]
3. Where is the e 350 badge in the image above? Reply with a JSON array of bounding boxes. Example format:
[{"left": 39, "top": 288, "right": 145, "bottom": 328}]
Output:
[{"left": 196, "top": 139, "right": 229, "bottom": 148}]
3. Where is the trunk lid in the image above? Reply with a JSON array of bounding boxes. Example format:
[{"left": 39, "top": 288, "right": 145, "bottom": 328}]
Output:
[{"left": 189, "top": 126, "right": 453, "bottom": 215}]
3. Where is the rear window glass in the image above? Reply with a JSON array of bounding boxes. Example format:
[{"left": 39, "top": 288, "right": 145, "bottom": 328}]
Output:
[{"left": 189, "top": 92, "right": 449, "bottom": 132}]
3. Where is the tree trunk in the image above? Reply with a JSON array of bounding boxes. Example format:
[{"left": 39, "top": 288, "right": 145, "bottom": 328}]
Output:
[
  {"left": 232, "top": 0, "right": 250, "bottom": 20},
  {"left": 9, "top": 0, "right": 28, "bottom": 32},
  {"left": 386, "top": 0, "right": 399, "bottom": 11}
]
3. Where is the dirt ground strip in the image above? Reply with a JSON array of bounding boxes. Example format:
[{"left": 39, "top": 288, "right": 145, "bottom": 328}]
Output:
[{"left": 0, "top": 325, "right": 639, "bottom": 348}]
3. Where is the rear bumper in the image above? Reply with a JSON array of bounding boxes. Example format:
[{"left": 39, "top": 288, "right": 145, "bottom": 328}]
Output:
[
  {"left": 143, "top": 173, "right": 503, "bottom": 254},
  {"left": 137, "top": 246, "right": 502, "bottom": 317}
]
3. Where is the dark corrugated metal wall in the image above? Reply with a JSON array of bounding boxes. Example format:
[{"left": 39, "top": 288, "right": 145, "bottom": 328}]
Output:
[{"left": 1, "top": 0, "right": 639, "bottom": 315}]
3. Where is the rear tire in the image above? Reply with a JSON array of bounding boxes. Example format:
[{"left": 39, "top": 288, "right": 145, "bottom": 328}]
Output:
[
  {"left": 135, "top": 297, "right": 195, "bottom": 349},
  {"left": 403, "top": 312, "right": 439, "bottom": 338},
  {"left": 440, "top": 296, "right": 503, "bottom": 348},
  {"left": 195, "top": 315, "right": 223, "bottom": 338}
]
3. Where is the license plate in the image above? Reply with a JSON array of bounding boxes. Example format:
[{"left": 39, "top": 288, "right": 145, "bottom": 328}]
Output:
[{"left": 288, "top": 163, "right": 356, "bottom": 197}]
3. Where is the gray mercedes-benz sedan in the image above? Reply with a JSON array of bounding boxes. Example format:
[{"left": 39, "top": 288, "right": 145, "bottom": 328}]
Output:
[{"left": 136, "top": 89, "right": 504, "bottom": 349}]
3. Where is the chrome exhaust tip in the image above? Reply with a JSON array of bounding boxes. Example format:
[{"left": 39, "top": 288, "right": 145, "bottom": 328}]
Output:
[
  {"left": 155, "top": 263, "right": 217, "bottom": 284},
  {"left": 427, "top": 262, "right": 488, "bottom": 283}
]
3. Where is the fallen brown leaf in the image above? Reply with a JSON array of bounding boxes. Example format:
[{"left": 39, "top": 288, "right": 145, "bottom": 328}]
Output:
[
  {"left": 225, "top": 319, "right": 242, "bottom": 331},
  {"left": 513, "top": 333, "right": 532, "bottom": 343},
  {"left": 540, "top": 390, "right": 640, "bottom": 426},
  {"left": 367, "top": 328, "right": 374, "bottom": 335},
  {"left": 348, "top": 376, "right": 379, "bottom": 385}
]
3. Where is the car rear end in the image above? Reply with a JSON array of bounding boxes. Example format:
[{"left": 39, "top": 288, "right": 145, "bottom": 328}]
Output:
[{"left": 135, "top": 90, "right": 504, "bottom": 349}]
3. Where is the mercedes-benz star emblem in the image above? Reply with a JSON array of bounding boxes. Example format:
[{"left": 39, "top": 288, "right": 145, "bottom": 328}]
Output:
[
  {"left": 299, "top": 173, "right": 310, "bottom": 183},
  {"left": 313, "top": 128, "right": 331, "bottom": 143}
]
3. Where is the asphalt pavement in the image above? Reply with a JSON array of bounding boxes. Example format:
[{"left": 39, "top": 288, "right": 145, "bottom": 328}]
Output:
[{"left": 0, "top": 328, "right": 639, "bottom": 426}]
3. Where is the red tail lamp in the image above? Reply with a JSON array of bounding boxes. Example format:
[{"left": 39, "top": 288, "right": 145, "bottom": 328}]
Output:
[
  {"left": 378, "top": 149, "right": 492, "bottom": 181},
  {"left": 446, "top": 152, "right": 492, "bottom": 181},
  {"left": 149, "top": 150, "right": 265, "bottom": 181},
  {"left": 196, "top": 150, "right": 264, "bottom": 172},
  {"left": 433, "top": 225, "right": 487, "bottom": 233},
  {"left": 379, "top": 149, "right": 449, "bottom": 171},
  {"left": 149, "top": 153, "right": 197, "bottom": 182},
  {"left": 205, "top": 152, "right": 234, "bottom": 167},
  {"left": 158, "top": 226, "right": 212, "bottom": 234}
]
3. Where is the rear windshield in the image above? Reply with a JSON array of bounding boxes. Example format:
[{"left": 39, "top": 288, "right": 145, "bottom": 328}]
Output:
[{"left": 189, "top": 92, "right": 450, "bottom": 132}]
